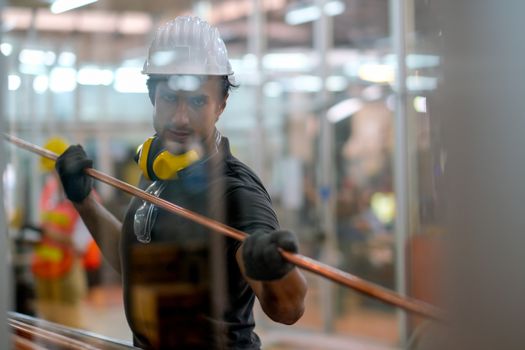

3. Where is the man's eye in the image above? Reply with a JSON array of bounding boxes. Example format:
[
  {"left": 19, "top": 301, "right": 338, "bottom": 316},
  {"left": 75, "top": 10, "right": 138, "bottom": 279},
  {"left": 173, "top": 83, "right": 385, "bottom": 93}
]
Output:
[
  {"left": 162, "top": 94, "right": 177, "bottom": 102},
  {"left": 189, "top": 96, "right": 207, "bottom": 108}
]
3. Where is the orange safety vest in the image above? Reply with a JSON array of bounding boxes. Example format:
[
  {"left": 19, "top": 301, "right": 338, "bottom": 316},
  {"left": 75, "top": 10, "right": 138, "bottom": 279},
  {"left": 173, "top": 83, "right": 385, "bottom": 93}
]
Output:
[
  {"left": 32, "top": 177, "right": 78, "bottom": 279},
  {"left": 83, "top": 239, "right": 101, "bottom": 271}
]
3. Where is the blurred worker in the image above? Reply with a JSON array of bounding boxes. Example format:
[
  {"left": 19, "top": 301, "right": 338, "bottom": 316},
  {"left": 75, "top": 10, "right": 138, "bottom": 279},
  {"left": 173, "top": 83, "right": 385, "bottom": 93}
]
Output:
[
  {"left": 31, "top": 137, "right": 100, "bottom": 328},
  {"left": 55, "top": 16, "right": 307, "bottom": 349}
]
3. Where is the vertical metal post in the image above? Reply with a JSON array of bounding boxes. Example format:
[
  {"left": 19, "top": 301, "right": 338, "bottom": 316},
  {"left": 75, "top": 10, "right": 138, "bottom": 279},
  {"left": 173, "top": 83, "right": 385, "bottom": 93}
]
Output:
[
  {"left": 390, "top": 0, "right": 409, "bottom": 346},
  {"left": 0, "top": 0, "right": 13, "bottom": 347},
  {"left": 26, "top": 8, "right": 41, "bottom": 229},
  {"left": 96, "top": 133, "right": 113, "bottom": 201},
  {"left": 314, "top": 0, "right": 337, "bottom": 333},
  {"left": 249, "top": 0, "right": 268, "bottom": 183}
]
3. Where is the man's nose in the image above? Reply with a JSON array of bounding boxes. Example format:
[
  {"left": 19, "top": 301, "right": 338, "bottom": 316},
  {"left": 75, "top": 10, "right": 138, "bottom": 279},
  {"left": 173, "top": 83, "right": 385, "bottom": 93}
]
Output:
[{"left": 172, "top": 101, "right": 189, "bottom": 125}]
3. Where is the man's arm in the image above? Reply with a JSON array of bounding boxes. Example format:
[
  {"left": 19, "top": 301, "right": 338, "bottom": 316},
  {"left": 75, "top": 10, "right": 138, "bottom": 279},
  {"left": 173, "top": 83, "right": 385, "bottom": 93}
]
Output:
[
  {"left": 73, "top": 194, "right": 122, "bottom": 273},
  {"left": 55, "top": 145, "right": 123, "bottom": 273},
  {"left": 237, "top": 230, "right": 307, "bottom": 324},
  {"left": 236, "top": 245, "right": 306, "bottom": 324}
]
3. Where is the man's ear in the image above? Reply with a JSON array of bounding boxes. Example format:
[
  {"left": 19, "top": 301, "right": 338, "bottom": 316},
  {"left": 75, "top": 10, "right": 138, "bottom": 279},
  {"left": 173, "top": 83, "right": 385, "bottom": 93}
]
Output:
[{"left": 216, "top": 94, "right": 229, "bottom": 121}]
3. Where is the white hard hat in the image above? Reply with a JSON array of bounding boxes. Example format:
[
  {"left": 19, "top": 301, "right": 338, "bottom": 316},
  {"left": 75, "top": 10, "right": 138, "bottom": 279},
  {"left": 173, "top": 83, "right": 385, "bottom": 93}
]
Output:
[{"left": 142, "top": 16, "right": 234, "bottom": 76}]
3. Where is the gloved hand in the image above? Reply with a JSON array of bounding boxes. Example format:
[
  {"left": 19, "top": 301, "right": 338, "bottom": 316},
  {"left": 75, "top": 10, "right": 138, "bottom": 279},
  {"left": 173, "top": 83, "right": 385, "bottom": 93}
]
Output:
[
  {"left": 55, "top": 145, "right": 93, "bottom": 203},
  {"left": 242, "top": 229, "right": 298, "bottom": 281}
]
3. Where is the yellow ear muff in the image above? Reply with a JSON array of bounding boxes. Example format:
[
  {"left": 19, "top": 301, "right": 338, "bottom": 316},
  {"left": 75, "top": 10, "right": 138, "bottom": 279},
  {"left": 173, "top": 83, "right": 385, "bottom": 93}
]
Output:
[
  {"left": 152, "top": 149, "right": 200, "bottom": 180},
  {"left": 137, "top": 137, "right": 155, "bottom": 180},
  {"left": 136, "top": 136, "right": 201, "bottom": 181}
]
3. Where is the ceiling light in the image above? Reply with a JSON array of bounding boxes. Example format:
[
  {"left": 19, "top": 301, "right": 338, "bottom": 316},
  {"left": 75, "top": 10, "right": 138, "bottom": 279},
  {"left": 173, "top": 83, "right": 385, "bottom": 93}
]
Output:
[
  {"left": 324, "top": 0, "right": 345, "bottom": 16},
  {"left": 19, "top": 49, "right": 56, "bottom": 66},
  {"left": 50, "top": 0, "right": 98, "bottom": 14},
  {"left": 263, "top": 53, "right": 313, "bottom": 72},
  {"left": 8, "top": 75, "right": 21, "bottom": 91},
  {"left": 1, "top": 43, "right": 13, "bottom": 56},
  {"left": 357, "top": 63, "right": 395, "bottom": 83},
  {"left": 413, "top": 96, "right": 428, "bottom": 113},
  {"left": 407, "top": 76, "right": 438, "bottom": 91},
  {"left": 77, "top": 66, "right": 114, "bottom": 86},
  {"left": 285, "top": 1, "right": 345, "bottom": 25},
  {"left": 288, "top": 75, "right": 322, "bottom": 92},
  {"left": 58, "top": 52, "right": 76, "bottom": 67},
  {"left": 114, "top": 67, "right": 148, "bottom": 93},
  {"left": 285, "top": 6, "right": 320, "bottom": 25},
  {"left": 33, "top": 75, "right": 49, "bottom": 94}
]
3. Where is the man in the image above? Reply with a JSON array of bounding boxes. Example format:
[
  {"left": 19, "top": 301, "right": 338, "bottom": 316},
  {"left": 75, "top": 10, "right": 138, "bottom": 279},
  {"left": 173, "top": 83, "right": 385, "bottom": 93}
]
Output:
[{"left": 55, "top": 16, "right": 306, "bottom": 349}]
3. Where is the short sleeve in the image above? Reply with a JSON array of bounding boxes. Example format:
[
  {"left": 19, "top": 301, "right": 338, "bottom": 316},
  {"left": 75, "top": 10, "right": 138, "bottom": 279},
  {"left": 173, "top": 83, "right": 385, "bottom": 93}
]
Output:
[{"left": 226, "top": 184, "right": 279, "bottom": 236}]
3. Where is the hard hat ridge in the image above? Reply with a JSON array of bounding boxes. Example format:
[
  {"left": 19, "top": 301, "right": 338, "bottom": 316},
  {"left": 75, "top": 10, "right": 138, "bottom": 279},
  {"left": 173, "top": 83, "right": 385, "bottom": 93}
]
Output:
[{"left": 143, "top": 16, "right": 233, "bottom": 77}]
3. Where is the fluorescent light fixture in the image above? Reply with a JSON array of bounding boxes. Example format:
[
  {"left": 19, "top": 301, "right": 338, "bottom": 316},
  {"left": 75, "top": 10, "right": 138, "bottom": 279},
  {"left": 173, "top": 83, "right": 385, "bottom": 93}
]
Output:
[
  {"left": 49, "top": 67, "right": 77, "bottom": 92},
  {"left": 121, "top": 58, "right": 144, "bottom": 68},
  {"left": 413, "top": 96, "right": 428, "bottom": 113},
  {"left": 58, "top": 52, "right": 77, "bottom": 67},
  {"left": 33, "top": 75, "right": 49, "bottom": 94},
  {"left": 285, "top": 1, "right": 345, "bottom": 25},
  {"left": 288, "top": 75, "right": 322, "bottom": 92},
  {"left": 358, "top": 63, "right": 395, "bottom": 83},
  {"left": 19, "top": 63, "right": 47, "bottom": 75},
  {"left": 77, "top": 66, "right": 114, "bottom": 86},
  {"left": 263, "top": 53, "right": 312, "bottom": 72},
  {"left": 19, "top": 49, "right": 56, "bottom": 66},
  {"left": 327, "top": 98, "right": 363, "bottom": 123},
  {"left": 8, "top": 75, "right": 21, "bottom": 91},
  {"left": 50, "top": 0, "right": 98, "bottom": 14},
  {"left": 407, "top": 76, "right": 438, "bottom": 91},
  {"left": 1, "top": 43, "right": 13, "bottom": 56},
  {"left": 114, "top": 67, "right": 148, "bottom": 93},
  {"left": 4, "top": 8, "right": 152, "bottom": 34},
  {"left": 285, "top": 5, "right": 320, "bottom": 25},
  {"left": 324, "top": 0, "right": 345, "bottom": 16},
  {"left": 385, "top": 54, "right": 441, "bottom": 70}
]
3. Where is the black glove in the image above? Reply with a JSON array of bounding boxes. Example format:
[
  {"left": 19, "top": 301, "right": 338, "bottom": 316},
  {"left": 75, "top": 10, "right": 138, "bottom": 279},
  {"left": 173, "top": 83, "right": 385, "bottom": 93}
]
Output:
[
  {"left": 242, "top": 229, "right": 298, "bottom": 281},
  {"left": 55, "top": 145, "right": 93, "bottom": 203}
]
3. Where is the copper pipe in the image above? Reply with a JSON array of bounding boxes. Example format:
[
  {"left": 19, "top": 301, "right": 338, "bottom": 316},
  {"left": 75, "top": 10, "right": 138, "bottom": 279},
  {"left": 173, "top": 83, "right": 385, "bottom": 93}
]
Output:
[
  {"left": 12, "top": 334, "right": 46, "bottom": 350},
  {"left": 9, "top": 318, "right": 102, "bottom": 350},
  {"left": 13, "top": 335, "right": 49, "bottom": 350},
  {"left": 3, "top": 133, "right": 443, "bottom": 320}
]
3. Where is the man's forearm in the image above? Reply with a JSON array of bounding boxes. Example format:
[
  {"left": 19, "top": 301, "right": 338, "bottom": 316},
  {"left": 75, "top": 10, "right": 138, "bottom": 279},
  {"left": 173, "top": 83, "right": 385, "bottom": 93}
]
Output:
[
  {"left": 257, "top": 268, "right": 307, "bottom": 324},
  {"left": 74, "top": 194, "right": 122, "bottom": 273},
  {"left": 236, "top": 246, "right": 307, "bottom": 324}
]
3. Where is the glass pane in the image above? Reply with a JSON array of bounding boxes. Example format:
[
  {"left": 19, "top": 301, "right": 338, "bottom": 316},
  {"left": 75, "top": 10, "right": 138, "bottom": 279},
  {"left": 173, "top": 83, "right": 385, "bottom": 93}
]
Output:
[{"left": 2, "top": 1, "right": 404, "bottom": 349}]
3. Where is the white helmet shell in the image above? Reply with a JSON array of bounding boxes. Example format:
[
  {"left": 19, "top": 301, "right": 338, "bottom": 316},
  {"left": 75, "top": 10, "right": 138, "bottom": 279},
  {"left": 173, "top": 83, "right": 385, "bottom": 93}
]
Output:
[{"left": 142, "top": 16, "right": 233, "bottom": 76}]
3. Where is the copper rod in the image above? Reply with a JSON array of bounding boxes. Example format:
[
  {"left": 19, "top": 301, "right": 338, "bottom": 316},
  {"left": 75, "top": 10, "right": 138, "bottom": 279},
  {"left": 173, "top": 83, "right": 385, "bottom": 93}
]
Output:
[
  {"left": 3, "top": 133, "right": 443, "bottom": 320},
  {"left": 12, "top": 334, "right": 45, "bottom": 350},
  {"left": 9, "top": 318, "right": 102, "bottom": 350}
]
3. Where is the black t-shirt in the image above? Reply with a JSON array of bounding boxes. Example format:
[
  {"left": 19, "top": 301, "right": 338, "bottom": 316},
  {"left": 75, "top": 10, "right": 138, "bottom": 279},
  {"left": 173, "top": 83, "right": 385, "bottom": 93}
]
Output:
[{"left": 120, "top": 137, "right": 279, "bottom": 349}]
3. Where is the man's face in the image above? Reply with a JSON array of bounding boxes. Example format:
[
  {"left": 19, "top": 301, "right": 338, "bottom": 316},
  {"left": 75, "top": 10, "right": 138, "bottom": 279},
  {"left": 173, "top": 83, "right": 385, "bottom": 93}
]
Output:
[{"left": 153, "top": 76, "right": 227, "bottom": 154}]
